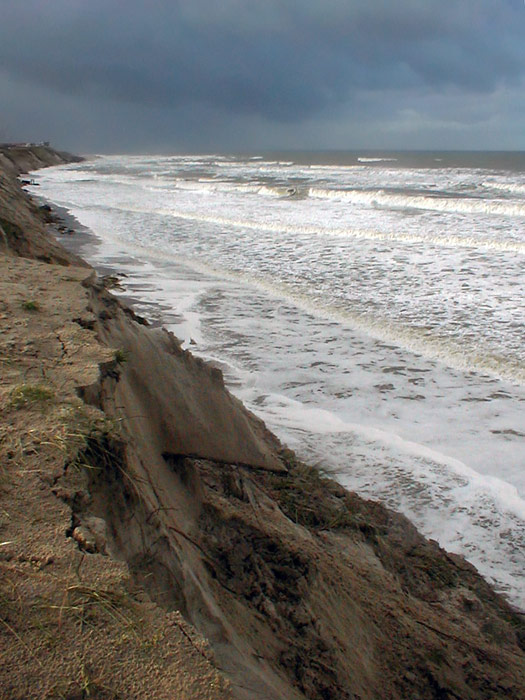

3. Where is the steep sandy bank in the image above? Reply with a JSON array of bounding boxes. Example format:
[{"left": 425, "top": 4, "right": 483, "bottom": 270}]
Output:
[
  {"left": 0, "top": 145, "right": 85, "bottom": 265},
  {"left": 1, "top": 147, "right": 524, "bottom": 699},
  {"left": 0, "top": 145, "right": 83, "bottom": 176},
  {"left": 0, "top": 255, "right": 231, "bottom": 699}
]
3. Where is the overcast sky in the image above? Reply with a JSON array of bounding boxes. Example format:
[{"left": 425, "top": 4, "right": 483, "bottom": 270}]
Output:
[{"left": 1, "top": 0, "right": 524, "bottom": 153}]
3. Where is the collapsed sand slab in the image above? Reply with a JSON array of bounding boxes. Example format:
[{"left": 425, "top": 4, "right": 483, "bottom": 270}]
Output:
[{"left": 80, "top": 274, "right": 285, "bottom": 472}]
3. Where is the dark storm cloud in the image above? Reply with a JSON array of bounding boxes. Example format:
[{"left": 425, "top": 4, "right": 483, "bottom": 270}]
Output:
[
  {"left": 1, "top": 1, "right": 524, "bottom": 150},
  {"left": 1, "top": 0, "right": 524, "bottom": 122}
]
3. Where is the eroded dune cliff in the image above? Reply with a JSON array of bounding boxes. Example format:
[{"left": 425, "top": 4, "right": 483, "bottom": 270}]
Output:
[{"left": 1, "top": 146, "right": 524, "bottom": 699}]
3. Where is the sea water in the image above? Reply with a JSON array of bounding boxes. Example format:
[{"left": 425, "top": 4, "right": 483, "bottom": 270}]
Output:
[{"left": 29, "top": 151, "right": 525, "bottom": 608}]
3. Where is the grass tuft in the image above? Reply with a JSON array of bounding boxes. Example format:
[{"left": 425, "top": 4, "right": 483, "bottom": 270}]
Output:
[
  {"left": 267, "top": 453, "right": 357, "bottom": 531},
  {"left": 21, "top": 300, "right": 40, "bottom": 312},
  {"left": 113, "top": 349, "right": 129, "bottom": 365},
  {"left": 9, "top": 384, "right": 55, "bottom": 410},
  {"left": 66, "top": 584, "right": 140, "bottom": 635}
]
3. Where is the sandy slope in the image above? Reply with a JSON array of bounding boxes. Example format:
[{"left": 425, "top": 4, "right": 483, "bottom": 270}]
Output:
[
  {"left": 1, "top": 146, "right": 524, "bottom": 699},
  {"left": 0, "top": 254, "right": 233, "bottom": 699}
]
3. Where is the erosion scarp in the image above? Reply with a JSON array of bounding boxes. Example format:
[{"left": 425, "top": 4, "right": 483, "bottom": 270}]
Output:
[{"left": 1, "top": 146, "right": 524, "bottom": 699}]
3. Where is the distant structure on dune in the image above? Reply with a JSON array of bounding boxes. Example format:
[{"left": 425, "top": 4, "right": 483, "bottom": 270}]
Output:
[{"left": 0, "top": 141, "right": 50, "bottom": 149}]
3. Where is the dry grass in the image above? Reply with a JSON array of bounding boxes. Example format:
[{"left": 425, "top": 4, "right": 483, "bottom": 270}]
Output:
[
  {"left": 266, "top": 451, "right": 358, "bottom": 531},
  {"left": 64, "top": 583, "right": 141, "bottom": 636}
]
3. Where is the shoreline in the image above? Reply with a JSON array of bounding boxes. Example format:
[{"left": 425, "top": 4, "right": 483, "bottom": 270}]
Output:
[
  {"left": 42, "top": 200, "right": 189, "bottom": 331},
  {"left": 20, "top": 156, "right": 525, "bottom": 609},
  {"left": 32, "top": 160, "right": 525, "bottom": 612},
  {"left": 2, "top": 145, "right": 525, "bottom": 699}
]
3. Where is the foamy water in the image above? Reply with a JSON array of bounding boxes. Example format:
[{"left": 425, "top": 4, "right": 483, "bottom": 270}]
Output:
[{"left": 30, "top": 151, "right": 525, "bottom": 608}]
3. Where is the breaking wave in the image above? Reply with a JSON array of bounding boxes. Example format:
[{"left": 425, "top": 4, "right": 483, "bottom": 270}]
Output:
[
  {"left": 173, "top": 179, "right": 297, "bottom": 198},
  {"left": 309, "top": 187, "right": 525, "bottom": 217},
  {"left": 483, "top": 181, "right": 525, "bottom": 196},
  {"left": 357, "top": 157, "right": 398, "bottom": 163}
]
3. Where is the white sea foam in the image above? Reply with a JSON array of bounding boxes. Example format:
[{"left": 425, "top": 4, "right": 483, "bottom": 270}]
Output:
[
  {"left": 157, "top": 207, "right": 525, "bottom": 254},
  {"left": 252, "top": 394, "right": 525, "bottom": 517},
  {"left": 58, "top": 206, "right": 525, "bottom": 385},
  {"left": 190, "top": 262, "right": 525, "bottom": 384}
]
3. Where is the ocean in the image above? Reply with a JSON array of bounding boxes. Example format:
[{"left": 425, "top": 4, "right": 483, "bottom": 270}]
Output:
[{"left": 29, "top": 150, "right": 525, "bottom": 609}]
